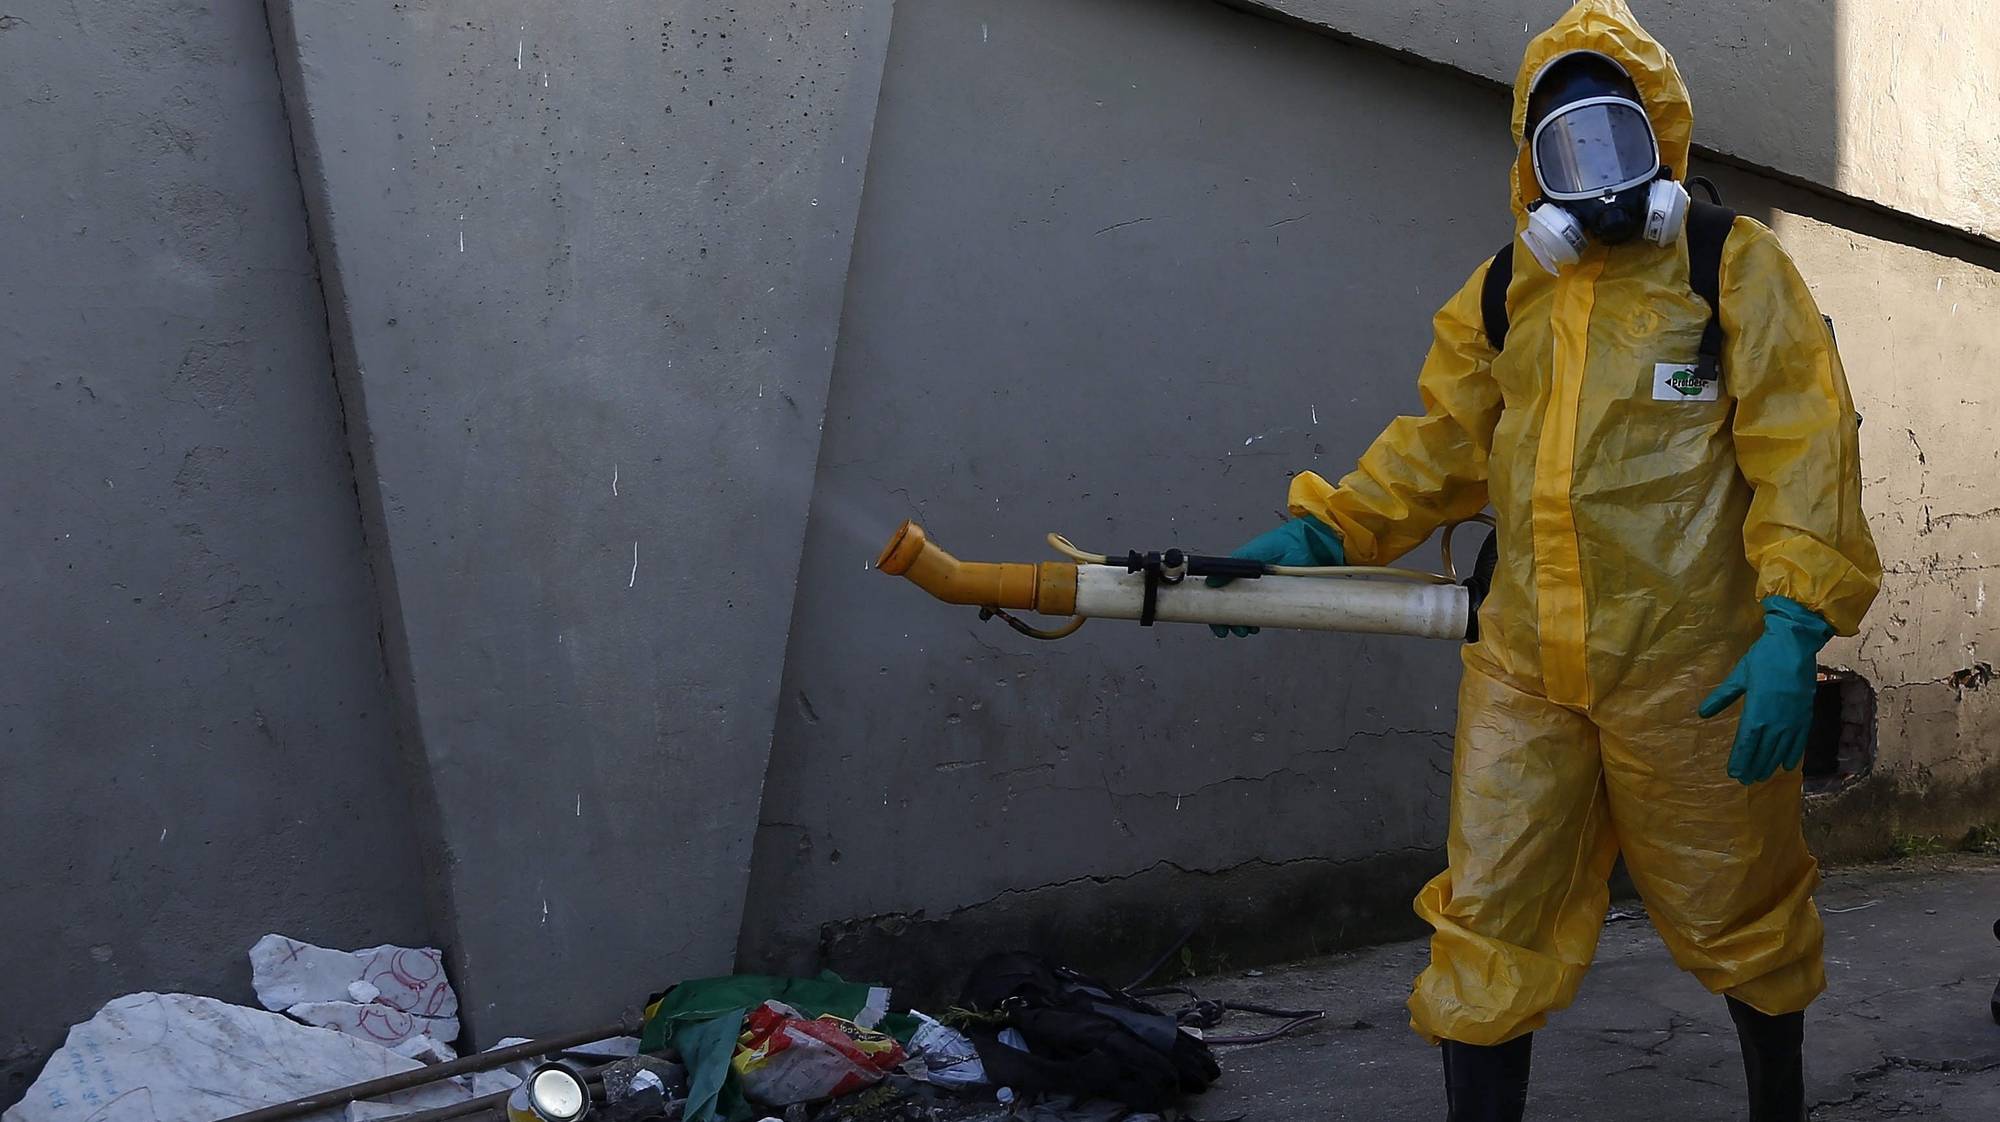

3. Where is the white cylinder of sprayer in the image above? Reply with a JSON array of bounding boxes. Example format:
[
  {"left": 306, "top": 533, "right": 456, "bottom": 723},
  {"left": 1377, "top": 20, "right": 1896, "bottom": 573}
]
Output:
[{"left": 1072, "top": 567, "right": 1469, "bottom": 640}]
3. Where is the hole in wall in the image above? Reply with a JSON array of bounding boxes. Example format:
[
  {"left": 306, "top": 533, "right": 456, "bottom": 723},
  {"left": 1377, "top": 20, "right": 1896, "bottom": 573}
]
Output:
[{"left": 1804, "top": 668, "right": 1875, "bottom": 795}]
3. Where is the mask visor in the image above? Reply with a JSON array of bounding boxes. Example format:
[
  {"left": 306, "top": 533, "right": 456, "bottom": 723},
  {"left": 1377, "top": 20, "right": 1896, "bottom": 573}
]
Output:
[{"left": 1532, "top": 97, "right": 1660, "bottom": 200}]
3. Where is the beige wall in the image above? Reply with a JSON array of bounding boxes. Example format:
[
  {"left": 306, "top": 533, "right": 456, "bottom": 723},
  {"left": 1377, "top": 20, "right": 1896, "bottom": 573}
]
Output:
[
  {"left": 1779, "top": 208, "right": 2000, "bottom": 850},
  {"left": 1238, "top": 0, "right": 2000, "bottom": 242},
  {"left": 1834, "top": 2, "right": 2000, "bottom": 243}
]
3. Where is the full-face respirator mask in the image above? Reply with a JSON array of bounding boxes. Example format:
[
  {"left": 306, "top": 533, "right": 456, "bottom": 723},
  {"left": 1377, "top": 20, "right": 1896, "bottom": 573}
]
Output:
[{"left": 1519, "top": 52, "right": 1690, "bottom": 274}]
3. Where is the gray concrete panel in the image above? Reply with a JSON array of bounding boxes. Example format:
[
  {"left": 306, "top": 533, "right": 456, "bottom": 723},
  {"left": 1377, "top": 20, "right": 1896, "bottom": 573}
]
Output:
[
  {"left": 742, "top": 0, "right": 1511, "bottom": 975},
  {"left": 0, "top": 0, "right": 430, "bottom": 1102},
  {"left": 266, "top": 1, "right": 896, "bottom": 1037}
]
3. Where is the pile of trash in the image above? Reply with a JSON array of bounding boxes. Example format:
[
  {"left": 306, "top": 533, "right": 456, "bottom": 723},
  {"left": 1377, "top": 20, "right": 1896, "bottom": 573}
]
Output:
[
  {"left": 2, "top": 934, "right": 633, "bottom": 1122},
  {"left": 6, "top": 938, "right": 1319, "bottom": 1122}
]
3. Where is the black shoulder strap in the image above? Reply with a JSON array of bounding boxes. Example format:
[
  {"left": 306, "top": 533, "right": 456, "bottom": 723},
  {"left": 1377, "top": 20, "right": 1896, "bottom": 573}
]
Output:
[
  {"left": 1685, "top": 199, "right": 1737, "bottom": 382},
  {"left": 1480, "top": 242, "right": 1514, "bottom": 353},
  {"left": 1482, "top": 204, "right": 1733, "bottom": 366}
]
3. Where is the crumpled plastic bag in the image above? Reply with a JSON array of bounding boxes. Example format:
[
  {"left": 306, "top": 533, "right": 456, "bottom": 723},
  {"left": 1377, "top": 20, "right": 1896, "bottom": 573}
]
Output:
[
  {"left": 640, "top": 973, "right": 899, "bottom": 1122},
  {"left": 905, "top": 1013, "right": 987, "bottom": 1089},
  {"left": 729, "top": 1001, "right": 905, "bottom": 1106}
]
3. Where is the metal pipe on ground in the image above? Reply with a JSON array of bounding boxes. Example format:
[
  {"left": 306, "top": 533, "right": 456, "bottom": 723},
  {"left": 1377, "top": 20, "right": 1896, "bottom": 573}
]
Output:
[
  {"left": 213, "top": 1022, "right": 640, "bottom": 1122},
  {"left": 389, "top": 1069, "right": 615, "bottom": 1122}
]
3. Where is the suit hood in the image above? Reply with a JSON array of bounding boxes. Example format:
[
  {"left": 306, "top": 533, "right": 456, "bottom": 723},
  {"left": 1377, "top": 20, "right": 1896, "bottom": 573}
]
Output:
[{"left": 1510, "top": 0, "right": 1693, "bottom": 219}]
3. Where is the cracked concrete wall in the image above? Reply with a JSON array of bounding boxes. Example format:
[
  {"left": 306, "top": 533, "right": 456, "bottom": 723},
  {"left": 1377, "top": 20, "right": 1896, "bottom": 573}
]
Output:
[
  {"left": 264, "top": 0, "right": 895, "bottom": 1038},
  {"left": 742, "top": 0, "right": 2000, "bottom": 984},
  {"left": 0, "top": 0, "right": 430, "bottom": 1105},
  {"left": 1760, "top": 206, "right": 2000, "bottom": 857},
  {"left": 1230, "top": 0, "right": 2000, "bottom": 244}
]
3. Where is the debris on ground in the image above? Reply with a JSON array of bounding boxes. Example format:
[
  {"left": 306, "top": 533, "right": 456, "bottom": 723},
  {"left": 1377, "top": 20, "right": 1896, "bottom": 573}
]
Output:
[
  {"left": 596, "top": 1055, "right": 691, "bottom": 1122},
  {"left": 251, "top": 934, "right": 460, "bottom": 1047},
  {"left": 568, "top": 1037, "right": 645, "bottom": 1061},
  {"left": 904, "top": 1015, "right": 986, "bottom": 1089},
  {"left": 789, "top": 1078, "right": 970, "bottom": 1122},
  {"left": 484, "top": 1038, "right": 545, "bottom": 1090},
  {"left": 466, "top": 1066, "right": 523, "bottom": 1100},
  {"left": 285, "top": 1000, "right": 461, "bottom": 1051},
  {"left": 345, "top": 1104, "right": 420, "bottom": 1122},
  {"left": 955, "top": 952, "right": 1222, "bottom": 1113},
  {"left": 597, "top": 1072, "right": 680, "bottom": 1122},
  {"left": 13, "top": 862, "right": 1999, "bottom": 1122},
  {"left": 391, "top": 1035, "right": 457, "bottom": 1064},
  {"left": 10, "top": 936, "right": 1280, "bottom": 1122},
  {"left": 462, "top": 1034, "right": 647, "bottom": 1102},
  {"left": 603, "top": 1056, "right": 688, "bottom": 1102},
  {"left": 733, "top": 1001, "right": 906, "bottom": 1107},
  {"left": 623, "top": 950, "right": 1306, "bottom": 1122},
  {"left": 641, "top": 974, "right": 898, "bottom": 1122},
  {"left": 1, "top": 993, "right": 472, "bottom": 1122}
]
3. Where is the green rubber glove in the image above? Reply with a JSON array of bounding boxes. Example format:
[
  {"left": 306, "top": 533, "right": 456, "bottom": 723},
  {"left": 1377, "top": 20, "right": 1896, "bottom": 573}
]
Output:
[
  {"left": 1698, "top": 595, "right": 1834, "bottom": 785},
  {"left": 1204, "top": 515, "right": 1345, "bottom": 637}
]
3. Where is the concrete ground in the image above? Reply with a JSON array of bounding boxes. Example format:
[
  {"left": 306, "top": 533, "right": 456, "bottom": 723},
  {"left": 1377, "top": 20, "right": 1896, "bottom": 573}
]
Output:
[{"left": 1163, "top": 856, "right": 2000, "bottom": 1120}]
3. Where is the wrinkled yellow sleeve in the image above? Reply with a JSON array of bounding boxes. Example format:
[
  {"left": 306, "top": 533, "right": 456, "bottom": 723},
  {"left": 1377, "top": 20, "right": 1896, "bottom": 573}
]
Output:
[
  {"left": 1288, "top": 259, "right": 1505, "bottom": 565},
  {"left": 1719, "top": 218, "right": 1882, "bottom": 635}
]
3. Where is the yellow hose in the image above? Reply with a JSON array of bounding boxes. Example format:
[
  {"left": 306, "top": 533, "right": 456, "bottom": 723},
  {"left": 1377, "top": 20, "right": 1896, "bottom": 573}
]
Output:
[{"left": 1046, "top": 520, "right": 1491, "bottom": 586}]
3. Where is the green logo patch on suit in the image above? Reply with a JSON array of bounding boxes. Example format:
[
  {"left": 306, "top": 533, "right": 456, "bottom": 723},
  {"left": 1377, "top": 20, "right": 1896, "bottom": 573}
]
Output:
[{"left": 1653, "top": 361, "right": 1719, "bottom": 402}]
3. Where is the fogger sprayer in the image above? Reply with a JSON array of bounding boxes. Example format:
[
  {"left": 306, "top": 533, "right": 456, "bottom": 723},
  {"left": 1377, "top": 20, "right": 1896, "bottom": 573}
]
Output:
[{"left": 876, "top": 518, "right": 1498, "bottom": 643}]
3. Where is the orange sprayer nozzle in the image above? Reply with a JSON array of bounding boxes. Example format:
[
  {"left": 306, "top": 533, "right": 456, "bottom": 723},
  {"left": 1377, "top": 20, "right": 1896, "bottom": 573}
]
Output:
[{"left": 875, "top": 520, "right": 1077, "bottom": 616}]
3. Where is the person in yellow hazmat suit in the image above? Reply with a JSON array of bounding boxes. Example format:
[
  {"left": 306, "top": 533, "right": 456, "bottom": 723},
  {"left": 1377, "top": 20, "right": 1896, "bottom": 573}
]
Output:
[{"left": 1213, "top": 3, "right": 1879, "bottom": 1119}]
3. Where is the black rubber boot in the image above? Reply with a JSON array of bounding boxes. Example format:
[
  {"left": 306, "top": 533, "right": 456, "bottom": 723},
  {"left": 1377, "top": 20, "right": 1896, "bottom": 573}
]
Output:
[
  {"left": 1440, "top": 1034, "right": 1533, "bottom": 1121},
  {"left": 1727, "top": 997, "right": 1805, "bottom": 1122},
  {"left": 1990, "top": 919, "right": 1999, "bottom": 1026}
]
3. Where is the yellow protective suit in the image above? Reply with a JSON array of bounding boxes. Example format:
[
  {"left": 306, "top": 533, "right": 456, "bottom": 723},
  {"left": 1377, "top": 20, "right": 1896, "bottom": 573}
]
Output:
[{"left": 1288, "top": 0, "right": 1881, "bottom": 1046}]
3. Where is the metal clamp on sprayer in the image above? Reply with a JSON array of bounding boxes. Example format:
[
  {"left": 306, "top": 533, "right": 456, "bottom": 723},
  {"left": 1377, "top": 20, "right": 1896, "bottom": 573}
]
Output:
[
  {"left": 1117, "top": 547, "right": 1267, "bottom": 627},
  {"left": 876, "top": 519, "right": 1498, "bottom": 643}
]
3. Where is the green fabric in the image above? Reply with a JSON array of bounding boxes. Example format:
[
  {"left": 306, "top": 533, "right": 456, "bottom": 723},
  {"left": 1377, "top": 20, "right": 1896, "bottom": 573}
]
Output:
[
  {"left": 639, "top": 973, "right": 890, "bottom": 1122},
  {"left": 1205, "top": 514, "right": 1346, "bottom": 636},
  {"left": 671, "top": 1010, "right": 749, "bottom": 1122},
  {"left": 877, "top": 1011, "right": 921, "bottom": 1045},
  {"left": 1699, "top": 595, "right": 1835, "bottom": 784}
]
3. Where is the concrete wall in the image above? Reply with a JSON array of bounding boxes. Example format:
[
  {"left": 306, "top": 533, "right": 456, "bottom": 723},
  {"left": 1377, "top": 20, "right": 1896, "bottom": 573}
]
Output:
[
  {"left": 1769, "top": 210, "right": 2000, "bottom": 856},
  {"left": 0, "top": 0, "right": 431, "bottom": 1101},
  {"left": 1235, "top": 0, "right": 2000, "bottom": 243},
  {"left": 4, "top": 0, "right": 1996, "bottom": 1091},
  {"left": 264, "top": 0, "right": 895, "bottom": 1038}
]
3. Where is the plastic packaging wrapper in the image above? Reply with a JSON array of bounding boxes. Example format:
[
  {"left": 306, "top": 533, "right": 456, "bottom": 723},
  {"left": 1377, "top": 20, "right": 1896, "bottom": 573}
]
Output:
[
  {"left": 904, "top": 1014, "right": 987, "bottom": 1089},
  {"left": 639, "top": 973, "right": 897, "bottom": 1122},
  {"left": 729, "top": 1002, "right": 905, "bottom": 1107}
]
